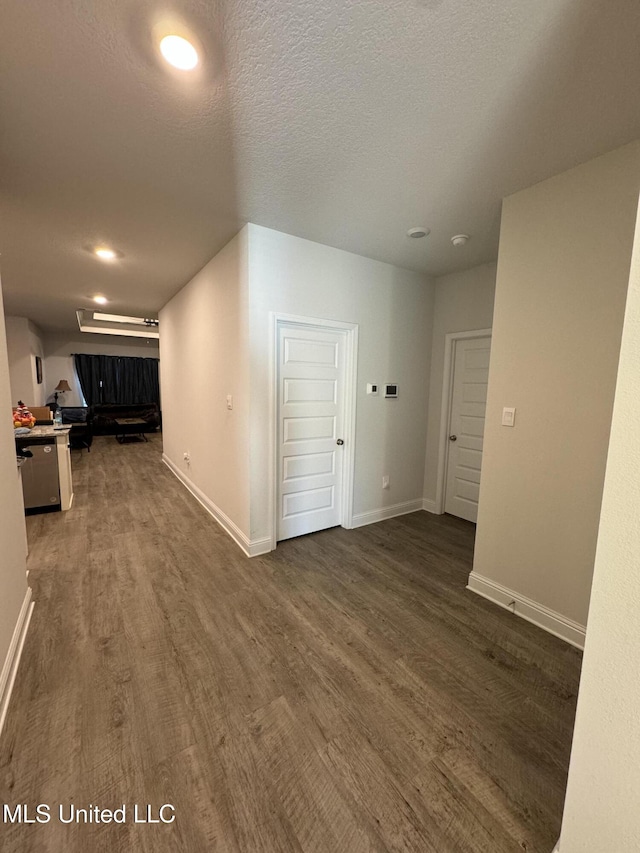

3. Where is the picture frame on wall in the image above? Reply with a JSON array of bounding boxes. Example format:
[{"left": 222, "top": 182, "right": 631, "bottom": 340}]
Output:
[{"left": 35, "top": 355, "right": 42, "bottom": 384}]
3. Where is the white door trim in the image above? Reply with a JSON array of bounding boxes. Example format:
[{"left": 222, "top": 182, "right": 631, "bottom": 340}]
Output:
[
  {"left": 434, "top": 328, "right": 492, "bottom": 514},
  {"left": 269, "top": 313, "right": 359, "bottom": 550}
]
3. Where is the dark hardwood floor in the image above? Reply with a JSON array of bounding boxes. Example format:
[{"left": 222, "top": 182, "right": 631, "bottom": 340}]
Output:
[{"left": 0, "top": 435, "right": 582, "bottom": 852}]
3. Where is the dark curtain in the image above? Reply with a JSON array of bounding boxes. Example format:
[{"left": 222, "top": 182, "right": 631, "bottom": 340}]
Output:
[{"left": 74, "top": 354, "right": 160, "bottom": 406}]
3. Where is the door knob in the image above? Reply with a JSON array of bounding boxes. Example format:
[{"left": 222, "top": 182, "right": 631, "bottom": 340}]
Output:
[
  {"left": 336, "top": 439, "right": 344, "bottom": 445},
  {"left": 449, "top": 435, "right": 457, "bottom": 442}
]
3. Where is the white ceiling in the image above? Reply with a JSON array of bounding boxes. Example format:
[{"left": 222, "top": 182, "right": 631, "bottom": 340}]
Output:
[{"left": 1, "top": 0, "right": 639, "bottom": 332}]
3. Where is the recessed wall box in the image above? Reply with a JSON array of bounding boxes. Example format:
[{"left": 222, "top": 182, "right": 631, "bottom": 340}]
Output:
[{"left": 385, "top": 384, "right": 398, "bottom": 398}]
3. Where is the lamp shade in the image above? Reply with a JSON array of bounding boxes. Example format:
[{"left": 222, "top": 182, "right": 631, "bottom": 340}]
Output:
[{"left": 55, "top": 379, "right": 72, "bottom": 392}]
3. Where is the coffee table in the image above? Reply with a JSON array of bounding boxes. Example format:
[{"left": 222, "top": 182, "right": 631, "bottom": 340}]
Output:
[{"left": 115, "top": 418, "right": 148, "bottom": 443}]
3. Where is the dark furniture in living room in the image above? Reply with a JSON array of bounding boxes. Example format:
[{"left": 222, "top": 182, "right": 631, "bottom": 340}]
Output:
[
  {"left": 114, "top": 418, "right": 149, "bottom": 443},
  {"left": 60, "top": 407, "right": 93, "bottom": 452},
  {"left": 90, "top": 403, "right": 160, "bottom": 437}
]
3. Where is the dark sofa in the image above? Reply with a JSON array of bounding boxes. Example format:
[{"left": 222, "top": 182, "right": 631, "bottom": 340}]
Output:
[{"left": 90, "top": 403, "right": 160, "bottom": 436}]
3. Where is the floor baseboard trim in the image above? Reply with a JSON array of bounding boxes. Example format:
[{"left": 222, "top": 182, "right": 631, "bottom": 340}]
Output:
[
  {"left": 163, "top": 455, "right": 271, "bottom": 558},
  {"left": 422, "top": 498, "right": 440, "bottom": 514},
  {"left": 351, "top": 499, "right": 424, "bottom": 529},
  {"left": 0, "top": 587, "right": 34, "bottom": 739},
  {"left": 247, "top": 537, "right": 273, "bottom": 557},
  {"left": 467, "top": 572, "right": 586, "bottom": 650}
]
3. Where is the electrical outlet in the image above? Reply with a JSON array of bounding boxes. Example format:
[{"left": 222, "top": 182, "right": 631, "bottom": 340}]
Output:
[{"left": 382, "top": 475, "right": 390, "bottom": 490}]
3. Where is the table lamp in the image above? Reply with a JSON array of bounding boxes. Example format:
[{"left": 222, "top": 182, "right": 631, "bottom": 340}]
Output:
[{"left": 54, "top": 379, "right": 72, "bottom": 406}]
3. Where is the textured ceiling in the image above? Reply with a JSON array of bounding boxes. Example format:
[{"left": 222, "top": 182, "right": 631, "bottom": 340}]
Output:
[{"left": 1, "top": 0, "right": 639, "bottom": 331}]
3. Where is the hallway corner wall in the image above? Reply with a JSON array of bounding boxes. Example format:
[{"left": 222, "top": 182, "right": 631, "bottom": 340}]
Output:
[
  {"left": 159, "top": 227, "right": 252, "bottom": 552},
  {"left": 0, "top": 283, "right": 31, "bottom": 733},
  {"left": 473, "top": 140, "right": 640, "bottom": 629}
]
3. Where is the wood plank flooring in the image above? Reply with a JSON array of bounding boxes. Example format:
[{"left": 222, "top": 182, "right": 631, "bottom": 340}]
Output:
[{"left": 0, "top": 435, "right": 582, "bottom": 852}]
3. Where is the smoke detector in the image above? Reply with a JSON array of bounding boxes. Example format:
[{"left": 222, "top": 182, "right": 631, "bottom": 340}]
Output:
[
  {"left": 451, "top": 234, "right": 470, "bottom": 247},
  {"left": 407, "top": 227, "right": 430, "bottom": 239}
]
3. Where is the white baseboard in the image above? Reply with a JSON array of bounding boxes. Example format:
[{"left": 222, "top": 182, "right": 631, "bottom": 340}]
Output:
[
  {"left": 162, "top": 455, "right": 272, "bottom": 558},
  {"left": 351, "top": 499, "right": 424, "bottom": 529},
  {"left": 467, "top": 572, "right": 585, "bottom": 649},
  {"left": 0, "top": 587, "right": 34, "bottom": 739},
  {"left": 246, "top": 537, "right": 273, "bottom": 557},
  {"left": 422, "top": 498, "right": 440, "bottom": 514}
]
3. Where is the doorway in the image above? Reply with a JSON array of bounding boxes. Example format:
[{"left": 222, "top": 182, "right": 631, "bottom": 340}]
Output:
[
  {"left": 273, "top": 315, "right": 358, "bottom": 543},
  {"left": 436, "top": 330, "right": 492, "bottom": 522}
]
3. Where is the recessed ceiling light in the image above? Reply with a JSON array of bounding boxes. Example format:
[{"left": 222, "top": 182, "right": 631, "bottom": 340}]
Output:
[
  {"left": 160, "top": 34, "right": 199, "bottom": 70},
  {"left": 407, "top": 227, "right": 430, "bottom": 239},
  {"left": 94, "top": 247, "right": 117, "bottom": 261},
  {"left": 93, "top": 295, "right": 108, "bottom": 305}
]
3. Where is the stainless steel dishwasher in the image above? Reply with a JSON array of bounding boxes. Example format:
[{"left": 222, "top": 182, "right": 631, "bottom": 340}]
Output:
[{"left": 19, "top": 438, "right": 60, "bottom": 510}]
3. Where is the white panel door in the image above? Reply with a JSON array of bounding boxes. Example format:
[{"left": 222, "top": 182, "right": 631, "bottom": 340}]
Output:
[
  {"left": 277, "top": 323, "right": 346, "bottom": 541},
  {"left": 445, "top": 336, "right": 491, "bottom": 522}
]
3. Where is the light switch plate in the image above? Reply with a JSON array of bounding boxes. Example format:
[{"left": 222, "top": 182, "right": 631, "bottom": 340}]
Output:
[
  {"left": 366, "top": 383, "right": 378, "bottom": 396},
  {"left": 502, "top": 406, "right": 516, "bottom": 427}
]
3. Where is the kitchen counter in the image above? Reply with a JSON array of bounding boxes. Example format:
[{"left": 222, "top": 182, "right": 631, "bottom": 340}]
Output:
[
  {"left": 14, "top": 426, "right": 74, "bottom": 511},
  {"left": 15, "top": 425, "right": 71, "bottom": 438}
]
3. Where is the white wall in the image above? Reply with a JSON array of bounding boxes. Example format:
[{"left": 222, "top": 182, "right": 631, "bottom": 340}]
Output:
[
  {"left": 0, "top": 290, "right": 29, "bottom": 697},
  {"left": 43, "top": 332, "right": 160, "bottom": 407},
  {"left": 558, "top": 195, "right": 640, "bottom": 853},
  {"left": 5, "top": 316, "right": 45, "bottom": 407},
  {"left": 159, "top": 228, "right": 251, "bottom": 541},
  {"left": 423, "top": 263, "right": 496, "bottom": 508},
  {"left": 159, "top": 224, "right": 434, "bottom": 552},
  {"left": 247, "top": 224, "right": 434, "bottom": 543},
  {"left": 473, "top": 141, "right": 640, "bottom": 629}
]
